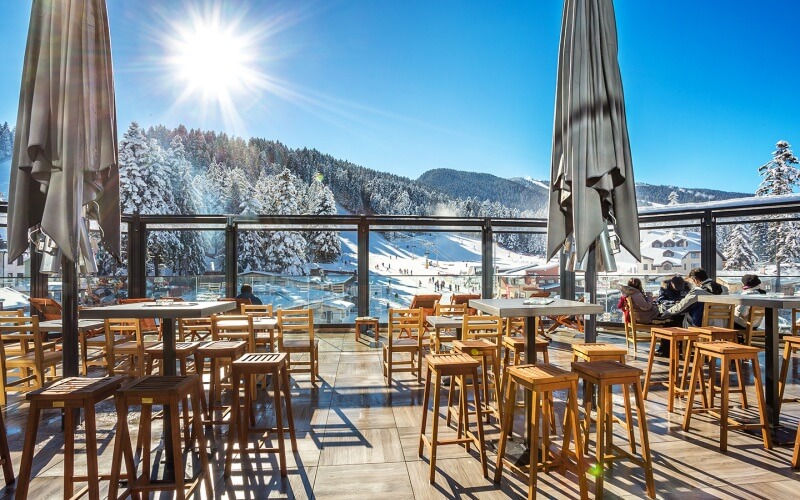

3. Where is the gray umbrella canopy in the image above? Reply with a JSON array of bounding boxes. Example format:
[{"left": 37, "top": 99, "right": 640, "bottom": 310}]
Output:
[
  {"left": 546, "top": 0, "right": 640, "bottom": 269},
  {"left": 7, "top": 0, "right": 120, "bottom": 265}
]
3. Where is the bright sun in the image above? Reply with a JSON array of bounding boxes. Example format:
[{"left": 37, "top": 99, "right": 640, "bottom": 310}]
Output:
[{"left": 174, "top": 22, "right": 250, "bottom": 97}]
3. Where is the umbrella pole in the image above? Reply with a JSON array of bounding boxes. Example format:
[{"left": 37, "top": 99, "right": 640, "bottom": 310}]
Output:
[
  {"left": 584, "top": 245, "right": 597, "bottom": 343},
  {"left": 61, "top": 255, "right": 80, "bottom": 377}
]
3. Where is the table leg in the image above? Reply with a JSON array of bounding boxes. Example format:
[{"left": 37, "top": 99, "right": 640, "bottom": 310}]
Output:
[
  {"left": 764, "top": 307, "right": 780, "bottom": 428},
  {"left": 161, "top": 317, "right": 177, "bottom": 479},
  {"left": 523, "top": 316, "right": 539, "bottom": 447}
]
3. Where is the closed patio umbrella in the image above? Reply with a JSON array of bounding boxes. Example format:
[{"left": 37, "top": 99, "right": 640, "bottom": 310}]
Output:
[
  {"left": 7, "top": 0, "right": 120, "bottom": 377},
  {"left": 7, "top": 0, "right": 120, "bottom": 267},
  {"left": 546, "top": 0, "right": 640, "bottom": 271}
]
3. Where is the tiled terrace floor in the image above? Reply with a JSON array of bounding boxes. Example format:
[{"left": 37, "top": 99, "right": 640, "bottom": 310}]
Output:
[{"left": 3, "top": 329, "right": 800, "bottom": 499}]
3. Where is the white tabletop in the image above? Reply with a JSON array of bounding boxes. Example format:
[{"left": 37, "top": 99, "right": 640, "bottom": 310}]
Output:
[
  {"left": 426, "top": 316, "right": 464, "bottom": 329},
  {"left": 216, "top": 317, "right": 277, "bottom": 329},
  {"left": 470, "top": 298, "right": 603, "bottom": 317},
  {"left": 697, "top": 293, "right": 800, "bottom": 309},
  {"left": 80, "top": 300, "right": 236, "bottom": 319}
]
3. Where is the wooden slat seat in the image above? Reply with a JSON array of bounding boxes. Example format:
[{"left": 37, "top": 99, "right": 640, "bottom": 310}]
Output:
[
  {"left": 779, "top": 336, "right": 800, "bottom": 406},
  {"left": 572, "top": 342, "right": 628, "bottom": 363},
  {"left": 688, "top": 326, "right": 738, "bottom": 342}
]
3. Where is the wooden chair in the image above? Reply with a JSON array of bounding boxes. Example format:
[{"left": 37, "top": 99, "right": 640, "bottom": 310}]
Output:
[
  {"left": 29, "top": 298, "right": 62, "bottom": 320},
  {"left": 277, "top": 309, "right": 318, "bottom": 381},
  {"left": 241, "top": 304, "right": 276, "bottom": 351},
  {"left": 452, "top": 315, "right": 504, "bottom": 423},
  {"left": 743, "top": 306, "right": 766, "bottom": 346},
  {"left": 623, "top": 296, "right": 654, "bottom": 354},
  {"left": 430, "top": 302, "right": 466, "bottom": 353},
  {"left": 106, "top": 318, "right": 158, "bottom": 377},
  {"left": 408, "top": 294, "right": 441, "bottom": 338},
  {"left": 0, "top": 316, "right": 61, "bottom": 404},
  {"left": 212, "top": 314, "right": 256, "bottom": 353},
  {"left": 383, "top": 308, "right": 424, "bottom": 384},
  {"left": 701, "top": 303, "right": 735, "bottom": 329},
  {"left": 118, "top": 298, "right": 161, "bottom": 340}
]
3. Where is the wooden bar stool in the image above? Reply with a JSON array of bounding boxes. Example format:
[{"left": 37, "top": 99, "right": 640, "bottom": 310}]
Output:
[
  {"left": 419, "top": 353, "right": 487, "bottom": 483},
  {"left": 225, "top": 352, "right": 298, "bottom": 477},
  {"left": 778, "top": 336, "right": 800, "bottom": 407},
  {"left": 16, "top": 376, "right": 129, "bottom": 500},
  {"left": 196, "top": 340, "right": 248, "bottom": 425},
  {"left": 642, "top": 327, "right": 700, "bottom": 412},
  {"left": 688, "top": 326, "right": 749, "bottom": 409},
  {"left": 494, "top": 363, "right": 588, "bottom": 500},
  {"left": 794, "top": 418, "right": 800, "bottom": 468},
  {"left": 682, "top": 341, "right": 772, "bottom": 452},
  {"left": 109, "top": 375, "right": 212, "bottom": 500},
  {"left": 571, "top": 361, "right": 655, "bottom": 499},
  {"left": 502, "top": 335, "right": 550, "bottom": 367},
  {"left": 0, "top": 408, "right": 11, "bottom": 488},
  {"left": 354, "top": 316, "right": 379, "bottom": 342},
  {"left": 451, "top": 339, "right": 502, "bottom": 424}
]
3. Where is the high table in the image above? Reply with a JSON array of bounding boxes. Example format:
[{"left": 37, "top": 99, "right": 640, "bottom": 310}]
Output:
[
  {"left": 80, "top": 300, "right": 236, "bottom": 477},
  {"left": 470, "top": 298, "right": 603, "bottom": 446},
  {"left": 697, "top": 293, "right": 800, "bottom": 430}
]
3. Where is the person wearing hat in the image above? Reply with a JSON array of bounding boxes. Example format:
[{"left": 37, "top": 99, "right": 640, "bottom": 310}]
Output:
[{"left": 734, "top": 274, "right": 766, "bottom": 329}]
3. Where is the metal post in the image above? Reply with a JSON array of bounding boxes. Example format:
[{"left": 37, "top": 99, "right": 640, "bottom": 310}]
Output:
[
  {"left": 225, "top": 217, "right": 238, "bottom": 298},
  {"left": 700, "top": 209, "right": 717, "bottom": 279},
  {"left": 357, "top": 217, "right": 370, "bottom": 317},
  {"left": 29, "top": 241, "right": 49, "bottom": 299},
  {"left": 127, "top": 216, "right": 146, "bottom": 298},
  {"left": 481, "top": 219, "right": 493, "bottom": 298},
  {"left": 61, "top": 255, "right": 79, "bottom": 377},
  {"left": 584, "top": 244, "right": 597, "bottom": 343},
  {"left": 560, "top": 251, "right": 575, "bottom": 300}
]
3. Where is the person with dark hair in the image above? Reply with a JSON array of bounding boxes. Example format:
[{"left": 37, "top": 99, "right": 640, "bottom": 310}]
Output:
[
  {"left": 617, "top": 277, "right": 658, "bottom": 324},
  {"left": 236, "top": 284, "right": 263, "bottom": 305},
  {"left": 665, "top": 268, "right": 727, "bottom": 327},
  {"left": 656, "top": 275, "right": 688, "bottom": 308},
  {"left": 734, "top": 274, "right": 766, "bottom": 328}
]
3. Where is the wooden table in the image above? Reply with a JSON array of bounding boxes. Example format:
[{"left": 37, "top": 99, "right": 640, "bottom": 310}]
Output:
[
  {"left": 354, "top": 316, "right": 379, "bottom": 341},
  {"left": 697, "top": 293, "right": 800, "bottom": 428},
  {"left": 215, "top": 317, "right": 278, "bottom": 351},
  {"left": 79, "top": 300, "right": 236, "bottom": 476},
  {"left": 470, "top": 298, "right": 603, "bottom": 445},
  {"left": 38, "top": 319, "right": 105, "bottom": 333}
]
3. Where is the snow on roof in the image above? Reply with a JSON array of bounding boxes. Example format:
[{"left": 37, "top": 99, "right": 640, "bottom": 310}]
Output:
[
  {"left": 639, "top": 230, "right": 700, "bottom": 266},
  {"left": 327, "top": 299, "right": 355, "bottom": 310}
]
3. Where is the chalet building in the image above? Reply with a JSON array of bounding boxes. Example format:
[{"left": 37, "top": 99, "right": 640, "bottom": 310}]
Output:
[{"left": 637, "top": 230, "right": 724, "bottom": 275}]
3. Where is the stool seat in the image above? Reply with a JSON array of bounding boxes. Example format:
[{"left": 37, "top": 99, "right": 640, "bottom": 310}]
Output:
[
  {"left": 198, "top": 340, "right": 247, "bottom": 355},
  {"left": 425, "top": 353, "right": 479, "bottom": 374},
  {"left": 120, "top": 375, "right": 199, "bottom": 398},
  {"left": 694, "top": 341, "right": 760, "bottom": 355},
  {"left": 388, "top": 338, "right": 418, "bottom": 350},
  {"left": 572, "top": 343, "right": 627, "bottom": 358},
  {"left": 688, "top": 326, "right": 738, "bottom": 342},
  {"left": 147, "top": 342, "right": 201, "bottom": 356},
  {"left": 454, "top": 339, "right": 496, "bottom": 354},
  {"left": 232, "top": 352, "right": 286, "bottom": 374},
  {"left": 651, "top": 327, "right": 699, "bottom": 340},
  {"left": 16, "top": 376, "right": 129, "bottom": 500},
  {"left": 571, "top": 360, "right": 642, "bottom": 380},
  {"left": 508, "top": 363, "right": 577, "bottom": 386},
  {"left": 281, "top": 339, "right": 320, "bottom": 350},
  {"left": 503, "top": 336, "right": 549, "bottom": 350}
]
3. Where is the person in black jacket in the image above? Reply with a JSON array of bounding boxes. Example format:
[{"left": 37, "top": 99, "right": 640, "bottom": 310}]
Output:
[
  {"left": 235, "top": 284, "right": 263, "bottom": 305},
  {"left": 664, "top": 268, "right": 726, "bottom": 327}
]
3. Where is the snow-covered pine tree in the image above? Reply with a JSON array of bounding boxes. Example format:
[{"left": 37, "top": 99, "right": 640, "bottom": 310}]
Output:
[
  {"left": 668, "top": 191, "right": 679, "bottom": 205},
  {"left": 237, "top": 173, "right": 269, "bottom": 272},
  {"left": 722, "top": 224, "right": 758, "bottom": 270},
  {"left": 262, "top": 169, "right": 308, "bottom": 274},
  {"left": 305, "top": 175, "right": 341, "bottom": 263},
  {"left": 167, "top": 136, "right": 206, "bottom": 275},
  {"left": 0, "top": 122, "right": 13, "bottom": 162},
  {"left": 755, "top": 140, "right": 800, "bottom": 264}
]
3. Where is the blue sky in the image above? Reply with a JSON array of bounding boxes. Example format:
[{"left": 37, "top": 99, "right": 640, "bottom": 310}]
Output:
[{"left": 1, "top": 0, "right": 799, "bottom": 193}]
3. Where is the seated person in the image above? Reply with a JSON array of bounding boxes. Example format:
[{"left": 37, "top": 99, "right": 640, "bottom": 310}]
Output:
[
  {"left": 656, "top": 275, "right": 689, "bottom": 310},
  {"left": 663, "top": 268, "right": 727, "bottom": 328},
  {"left": 618, "top": 277, "right": 658, "bottom": 324},
  {"left": 235, "top": 284, "right": 263, "bottom": 305},
  {"left": 734, "top": 274, "right": 766, "bottom": 329}
]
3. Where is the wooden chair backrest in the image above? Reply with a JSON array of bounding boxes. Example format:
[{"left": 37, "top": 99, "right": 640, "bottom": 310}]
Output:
[
  {"left": 701, "top": 303, "right": 735, "bottom": 329},
  {"left": 451, "top": 293, "right": 480, "bottom": 315},
  {"left": 410, "top": 294, "right": 441, "bottom": 320},
  {"left": 278, "top": 308, "right": 314, "bottom": 343},
  {"left": 387, "top": 308, "right": 422, "bottom": 349},
  {"left": 29, "top": 298, "right": 62, "bottom": 320},
  {"left": 211, "top": 314, "right": 254, "bottom": 350},
  {"left": 462, "top": 315, "right": 503, "bottom": 349},
  {"left": 744, "top": 306, "right": 766, "bottom": 345},
  {"left": 241, "top": 303, "right": 273, "bottom": 317},
  {"left": 528, "top": 290, "right": 551, "bottom": 298},
  {"left": 0, "top": 309, "right": 25, "bottom": 320},
  {"left": 105, "top": 318, "right": 143, "bottom": 347},
  {"left": 505, "top": 317, "right": 525, "bottom": 337},
  {"left": 435, "top": 302, "right": 466, "bottom": 317},
  {"left": 0, "top": 316, "right": 47, "bottom": 359},
  {"left": 178, "top": 317, "right": 212, "bottom": 341}
]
